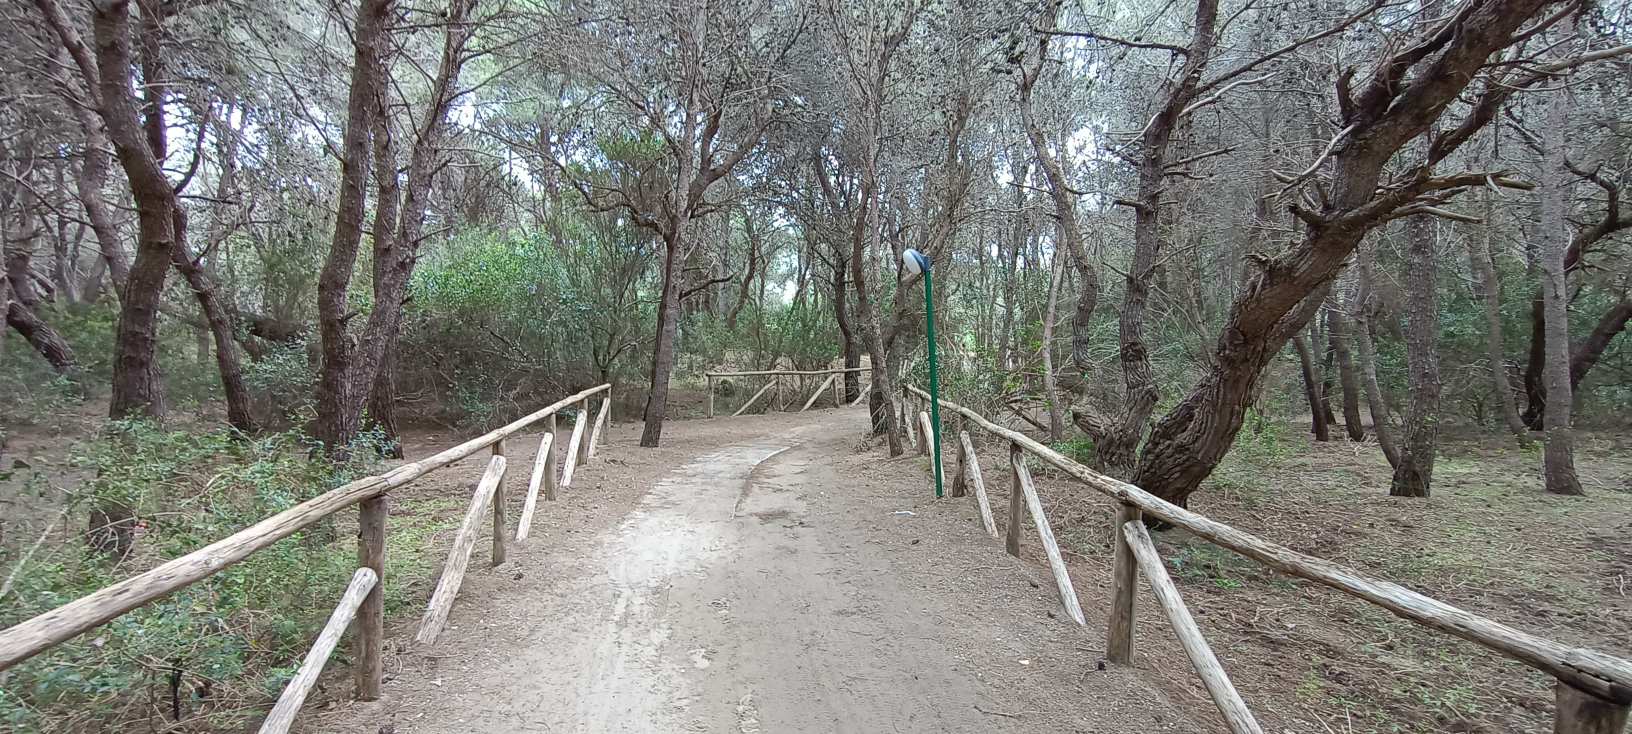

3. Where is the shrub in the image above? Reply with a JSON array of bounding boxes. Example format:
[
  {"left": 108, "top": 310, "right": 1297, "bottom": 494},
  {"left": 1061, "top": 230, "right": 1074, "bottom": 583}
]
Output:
[{"left": 0, "top": 422, "right": 428, "bottom": 731}]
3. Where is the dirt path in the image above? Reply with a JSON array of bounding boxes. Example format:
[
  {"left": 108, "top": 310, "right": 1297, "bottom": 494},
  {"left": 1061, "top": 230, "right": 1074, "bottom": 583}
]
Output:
[{"left": 310, "top": 408, "right": 1198, "bottom": 733}]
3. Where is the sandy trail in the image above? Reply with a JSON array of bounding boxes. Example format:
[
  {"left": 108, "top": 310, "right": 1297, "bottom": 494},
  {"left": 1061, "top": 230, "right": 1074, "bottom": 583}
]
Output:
[{"left": 310, "top": 408, "right": 1197, "bottom": 733}]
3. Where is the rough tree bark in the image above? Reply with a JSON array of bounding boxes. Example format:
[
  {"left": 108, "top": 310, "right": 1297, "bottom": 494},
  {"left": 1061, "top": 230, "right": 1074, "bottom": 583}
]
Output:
[
  {"left": 312, "top": 0, "right": 391, "bottom": 451},
  {"left": 1327, "top": 294, "right": 1366, "bottom": 440},
  {"left": 1293, "top": 334, "right": 1332, "bottom": 441},
  {"left": 33, "top": 0, "right": 174, "bottom": 422},
  {"left": 1391, "top": 214, "right": 1440, "bottom": 497},
  {"left": 1353, "top": 246, "right": 1401, "bottom": 467},
  {"left": 1537, "top": 56, "right": 1582, "bottom": 495}
]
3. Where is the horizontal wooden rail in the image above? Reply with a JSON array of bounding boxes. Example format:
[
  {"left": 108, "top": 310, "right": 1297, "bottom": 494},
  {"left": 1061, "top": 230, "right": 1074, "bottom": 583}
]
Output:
[
  {"left": 0, "top": 383, "right": 610, "bottom": 673},
  {"left": 904, "top": 384, "right": 1632, "bottom": 706},
  {"left": 259, "top": 567, "right": 378, "bottom": 734},
  {"left": 705, "top": 367, "right": 868, "bottom": 377}
]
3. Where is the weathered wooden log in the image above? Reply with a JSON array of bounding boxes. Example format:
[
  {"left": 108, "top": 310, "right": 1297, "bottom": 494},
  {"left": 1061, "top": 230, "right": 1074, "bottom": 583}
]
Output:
[
  {"left": 516, "top": 433, "right": 553, "bottom": 540},
  {"left": 353, "top": 496, "right": 386, "bottom": 700},
  {"left": 903, "top": 384, "right": 1632, "bottom": 704},
  {"left": 0, "top": 385, "right": 609, "bottom": 672},
  {"left": 1122, "top": 521, "right": 1263, "bottom": 734},
  {"left": 732, "top": 380, "right": 777, "bottom": 417},
  {"left": 1108, "top": 502, "right": 1141, "bottom": 665},
  {"left": 959, "top": 432, "right": 998, "bottom": 539},
  {"left": 1012, "top": 448, "right": 1086, "bottom": 626},
  {"left": 417, "top": 455, "right": 507, "bottom": 645},
  {"left": 490, "top": 439, "right": 507, "bottom": 567},
  {"left": 802, "top": 373, "right": 838, "bottom": 412},
  {"left": 559, "top": 409, "right": 587, "bottom": 488},
  {"left": 259, "top": 567, "right": 378, "bottom": 734},
  {"left": 589, "top": 397, "right": 611, "bottom": 459},
  {"left": 575, "top": 399, "right": 592, "bottom": 465}
]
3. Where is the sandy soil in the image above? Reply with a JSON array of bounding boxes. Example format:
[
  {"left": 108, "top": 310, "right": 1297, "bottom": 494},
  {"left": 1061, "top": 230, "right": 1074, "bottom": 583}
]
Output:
[{"left": 304, "top": 407, "right": 1199, "bottom": 733}]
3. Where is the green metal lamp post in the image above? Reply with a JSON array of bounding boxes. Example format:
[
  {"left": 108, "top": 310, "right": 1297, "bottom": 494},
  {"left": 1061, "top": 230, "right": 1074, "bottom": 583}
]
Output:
[{"left": 902, "top": 248, "right": 944, "bottom": 499}]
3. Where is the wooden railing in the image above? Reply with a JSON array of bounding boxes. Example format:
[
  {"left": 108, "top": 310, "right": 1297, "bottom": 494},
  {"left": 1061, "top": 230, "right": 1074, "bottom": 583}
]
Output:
[
  {"left": 0, "top": 384, "right": 614, "bottom": 733},
  {"left": 904, "top": 384, "right": 1632, "bottom": 734},
  {"left": 704, "top": 367, "right": 870, "bottom": 417}
]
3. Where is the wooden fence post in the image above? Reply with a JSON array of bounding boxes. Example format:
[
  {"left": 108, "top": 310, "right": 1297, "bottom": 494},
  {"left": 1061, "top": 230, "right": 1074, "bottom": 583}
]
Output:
[
  {"left": 1005, "top": 442, "right": 1024, "bottom": 557},
  {"left": 832, "top": 371, "right": 840, "bottom": 407},
  {"left": 490, "top": 439, "right": 507, "bottom": 567},
  {"left": 589, "top": 397, "right": 611, "bottom": 459},
  {"left": 516, "top": 432, "right": 553, "bottom": 540},
  {"left": 353, "top": 494, "right": 386, "bottom": 700},
  {"left": 262, "top": 568, "right": 379, "bottom": 734},
  {"left": 545, "top": 414, "right": 559, "bottom": 500},
  {"left": 576, "top": 399, "right": 592, "bottom": 466},
  {"left": 951, "top": 432, "right": 968, "bottom": 498},
  {"left": 917, "top": 411, "right": 932, "bottom": 457},
  {"left": 960, "top": 431, "right": 998, "bottom": 539},
  {"left": 1122, "top": 520, "right": 1262, "bottom": 734},
  {"left": 1012, "top": 450, "right": 1087, "bottom": 626},
  {"left": 417, "top": 455, "right": 506, "bottom": 645},
  {"left": 1108, "top": 501, "right": 1142, "bottom": 664},
  {"left": 707, "top": 375, "right": 715, "bottom": 418},
  {"left": 1554, "top": 681, "right": 1631, "bottom": 734}
]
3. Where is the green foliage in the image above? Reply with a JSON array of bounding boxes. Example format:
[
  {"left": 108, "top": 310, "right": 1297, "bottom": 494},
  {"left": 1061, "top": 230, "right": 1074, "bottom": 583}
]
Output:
[
  {"left": 401, "top": 223, "right": 655, "bottom": 426},
  {"left": 0, "top": 422, "right": 420, "bottom": 731},
  {"left": 1053, "top": 433, "right": 1097, "bottom": 466}
]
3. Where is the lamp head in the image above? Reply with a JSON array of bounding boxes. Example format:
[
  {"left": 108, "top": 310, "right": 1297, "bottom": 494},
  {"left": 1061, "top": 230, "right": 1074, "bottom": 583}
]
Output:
[{"left": 902, "top": 248, "right": 930, "bottom": 276}]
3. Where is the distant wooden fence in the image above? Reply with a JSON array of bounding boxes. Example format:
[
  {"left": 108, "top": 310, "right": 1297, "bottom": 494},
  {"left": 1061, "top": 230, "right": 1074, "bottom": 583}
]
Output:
[
  {"left": 704, "top": 367, "right": 870, "bottom": 418},
  {"left": 0, "top": 384, "right": 614, "bottom": 734},
  {"left": 903, "top": 384, "right": 1632, "bottom": 734}
]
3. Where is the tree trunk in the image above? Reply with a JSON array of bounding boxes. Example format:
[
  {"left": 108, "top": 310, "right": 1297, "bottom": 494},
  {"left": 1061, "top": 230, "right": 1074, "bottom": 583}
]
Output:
[
  {"left": 1537, "top": 60, "right": 1582, "bottom": 496},
  {"left": 727, "top": 222, "right": 759, "bottom": 331},
  {"left": 831, "top": 252, "right": 861, "bottom": 403},
  {"left": 7, "top": 301, "right": 79, "bottom": 376},
  {"left": 1293, "top": 335, "right": 1331, "bottom": 441},
  {"left": 169, "top": 210, "right": 256, "bottom": 433},
  {"left": 641, "top": 227, "right": 687, "bottom": 446},
  {"left": 1041, "top": 247, "right": 1065, "bottom": 441},
  {"left": 1319, "top": 330, "right": 1339, "bottom": 426},
  {"left": 1390, "top": 215, "right": 1439, "bottom": 498},
  {"left": 1466, "top": 187, "right": 1527, "bottom": 436},
  {"left": 367, "top": 330, "right": 404, "bottom": 458},
  {"left": 1353, "top": 247, "right": 1401, "bottom": 467},
  {"left": 79, "top": 0, "right": 173, "bottom": 422},
  {"left": 312, "top": 0, "right": 390, "bottom": 452},
  {"left": 1570, "top": 297, "right": 1632, "bottom": 390},
  {"left": 1328, "top": 292, "right": 1366, "bottom": 441}
]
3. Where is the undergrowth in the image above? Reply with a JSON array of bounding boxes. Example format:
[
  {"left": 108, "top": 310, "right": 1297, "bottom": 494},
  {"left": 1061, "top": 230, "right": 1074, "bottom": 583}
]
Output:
[{"left": 0, "top": 421, "right": 454, "bottom": 731}]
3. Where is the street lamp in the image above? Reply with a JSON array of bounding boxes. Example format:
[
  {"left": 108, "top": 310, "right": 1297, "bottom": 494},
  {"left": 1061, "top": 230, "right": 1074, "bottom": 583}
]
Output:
[{"left": 902, "top": 248, "right": 944, "bottom": 499}]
